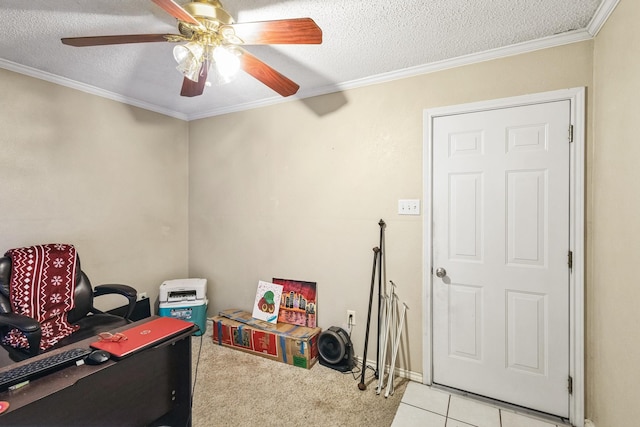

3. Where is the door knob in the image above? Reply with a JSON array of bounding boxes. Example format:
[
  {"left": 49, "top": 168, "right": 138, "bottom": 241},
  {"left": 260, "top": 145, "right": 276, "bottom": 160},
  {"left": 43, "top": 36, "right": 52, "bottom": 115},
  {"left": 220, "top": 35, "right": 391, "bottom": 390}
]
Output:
[{"left": 435, "top": 267, "right": 447, "bottom": 278}]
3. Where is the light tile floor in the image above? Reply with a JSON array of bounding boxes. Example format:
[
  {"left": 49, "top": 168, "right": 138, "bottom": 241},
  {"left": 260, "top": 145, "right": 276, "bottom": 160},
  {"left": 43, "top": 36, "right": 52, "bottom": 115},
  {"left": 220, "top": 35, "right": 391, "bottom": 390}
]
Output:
[{"left": 391, "top": 382, "right": 568, "bottom": 427}]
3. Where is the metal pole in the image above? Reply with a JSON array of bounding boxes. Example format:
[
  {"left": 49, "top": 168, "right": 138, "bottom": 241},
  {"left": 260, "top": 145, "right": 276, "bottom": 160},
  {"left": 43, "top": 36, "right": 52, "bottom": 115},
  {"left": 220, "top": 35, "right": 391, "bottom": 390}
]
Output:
[
  {"left": 358, "top": 246, "right": 380, "bottom": 391},
  {"left": 376, "top": 219, "right": 385, "bottom": 379}
]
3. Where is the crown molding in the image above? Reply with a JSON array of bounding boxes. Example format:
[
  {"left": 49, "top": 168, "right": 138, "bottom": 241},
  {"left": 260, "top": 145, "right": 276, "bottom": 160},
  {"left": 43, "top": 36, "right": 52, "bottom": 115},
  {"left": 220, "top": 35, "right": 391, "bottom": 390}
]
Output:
[
  {"left": 1, "top": 9, "right": 614, "bottom": 122},
  {"left": 587, "top": 0, "right": 620, "bottom": 36},
  {"left": 187, "top": 94, "right": 288, "bottom": 120},
  {"left": 0, "top": 58, "right": 189, "bottom": 121},
  {"left": 333, "top": 29, "right": 594, "bottom": 91},
  {"left": 190, "top": 28, "right": 594, "bottom": 119}
]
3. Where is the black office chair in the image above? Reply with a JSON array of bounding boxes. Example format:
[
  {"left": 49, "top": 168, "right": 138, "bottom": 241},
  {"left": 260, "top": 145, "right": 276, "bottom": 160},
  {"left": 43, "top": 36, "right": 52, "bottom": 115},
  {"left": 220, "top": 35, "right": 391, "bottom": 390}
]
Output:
[{"left": 0, "top": 254, "right": 137, "bottom": 361}]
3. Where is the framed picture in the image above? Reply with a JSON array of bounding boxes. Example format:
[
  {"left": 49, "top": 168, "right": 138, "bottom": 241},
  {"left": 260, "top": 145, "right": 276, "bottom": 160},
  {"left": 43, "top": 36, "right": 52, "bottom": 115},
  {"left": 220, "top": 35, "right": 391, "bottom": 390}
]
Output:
[{"left": 273, "top": 278, "right": 317, "bottom": 328}]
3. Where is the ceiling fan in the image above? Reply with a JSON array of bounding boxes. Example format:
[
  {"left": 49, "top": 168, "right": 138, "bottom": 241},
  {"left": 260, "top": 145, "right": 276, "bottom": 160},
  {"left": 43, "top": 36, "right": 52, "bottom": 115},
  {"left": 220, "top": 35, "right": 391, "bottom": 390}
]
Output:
[{"left": 61, "top": 0, "right": 322, "bottom": 98}]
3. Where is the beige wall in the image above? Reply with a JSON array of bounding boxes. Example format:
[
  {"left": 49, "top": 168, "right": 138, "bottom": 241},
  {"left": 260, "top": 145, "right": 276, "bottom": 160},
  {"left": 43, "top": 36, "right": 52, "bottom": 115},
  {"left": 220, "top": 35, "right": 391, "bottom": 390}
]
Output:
[
  {"left": 589, "top": 0, "right": 640, "bottom": 425},
  {"left": 189, "top": 41, "right": 593, "bottom": 378},
  {"left": 0, "top": 68, "right": 190, "bottom": 306},
  {"left": 4, "top": 9, "right": 637, "bottom": 422}
]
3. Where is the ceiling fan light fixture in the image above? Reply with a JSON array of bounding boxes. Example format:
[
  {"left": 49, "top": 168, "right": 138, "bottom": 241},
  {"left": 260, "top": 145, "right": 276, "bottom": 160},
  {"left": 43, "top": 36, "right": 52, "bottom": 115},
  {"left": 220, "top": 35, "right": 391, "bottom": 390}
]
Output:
[
  {"left": 212, "top": 45, "right": 240, "bottom": 78},
  {"left": 173, "top": 42, "right": 205, "bottom": 81},
  {"left": 61, "top": 0, "right": 323, "bottom": 97}
]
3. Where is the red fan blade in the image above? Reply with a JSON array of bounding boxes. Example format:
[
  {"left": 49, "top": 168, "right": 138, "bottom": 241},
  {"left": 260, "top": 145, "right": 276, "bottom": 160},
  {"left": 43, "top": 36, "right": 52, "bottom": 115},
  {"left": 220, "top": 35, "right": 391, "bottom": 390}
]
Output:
[
  {"left": 239, "top": 50, "right": 299, "bottom": 97},
  {"left": 61, "top": 34, "right": 175, "bottom": 47},
  {"left": 222, "top": 18, "right": 322, "bottom": 45},
  {"left": 180, "top": 62, "right": 209, "bottom": 97},
  {"left": 150, "top": 0, "right": 202, "bottom": 26}
]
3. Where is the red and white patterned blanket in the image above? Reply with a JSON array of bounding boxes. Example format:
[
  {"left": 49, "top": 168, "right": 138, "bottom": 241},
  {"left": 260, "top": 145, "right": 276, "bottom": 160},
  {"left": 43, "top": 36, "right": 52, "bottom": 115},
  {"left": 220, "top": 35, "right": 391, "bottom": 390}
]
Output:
[{"left": 2, "top": 244, "right": 80, "bottom": 352}]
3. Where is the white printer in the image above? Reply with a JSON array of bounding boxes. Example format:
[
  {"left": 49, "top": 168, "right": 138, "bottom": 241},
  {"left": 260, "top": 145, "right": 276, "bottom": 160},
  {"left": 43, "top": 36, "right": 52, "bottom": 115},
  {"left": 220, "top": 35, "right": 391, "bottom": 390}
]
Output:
[{"left": 158, "top": 278, "right": 208, "bottom": 336}]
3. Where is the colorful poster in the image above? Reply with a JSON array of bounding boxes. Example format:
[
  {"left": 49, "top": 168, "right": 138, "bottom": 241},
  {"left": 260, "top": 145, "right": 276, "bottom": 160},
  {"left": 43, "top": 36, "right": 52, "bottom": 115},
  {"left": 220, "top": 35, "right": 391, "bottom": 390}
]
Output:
[
  {"left": 273, "top": 278, "right": 317, "bottom": 328},
  {"left": 252, "top": 280, "right": 283, "bottom": 323}
]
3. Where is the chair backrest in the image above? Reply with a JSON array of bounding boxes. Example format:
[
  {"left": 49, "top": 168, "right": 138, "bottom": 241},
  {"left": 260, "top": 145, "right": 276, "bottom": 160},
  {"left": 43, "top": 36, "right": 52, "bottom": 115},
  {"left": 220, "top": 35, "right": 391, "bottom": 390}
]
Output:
[{"left": 0, "top": 256, "right": 94, "bottom": 324}]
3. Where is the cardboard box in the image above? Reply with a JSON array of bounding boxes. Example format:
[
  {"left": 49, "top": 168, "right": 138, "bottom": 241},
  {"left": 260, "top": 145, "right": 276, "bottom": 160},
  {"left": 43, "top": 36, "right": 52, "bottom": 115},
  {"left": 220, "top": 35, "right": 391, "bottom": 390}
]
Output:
[{"left": 211, "top": 309, "right": 321, "bottom": 369}]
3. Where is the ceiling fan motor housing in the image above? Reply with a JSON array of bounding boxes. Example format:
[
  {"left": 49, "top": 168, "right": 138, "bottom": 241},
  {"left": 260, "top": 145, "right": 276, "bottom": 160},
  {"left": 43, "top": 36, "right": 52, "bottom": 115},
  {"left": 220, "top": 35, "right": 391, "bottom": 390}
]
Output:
[
  {"left": 182, "top": 1, "right": 234, "bottom": 25},
  {"left": 178, "top": 1, "right": 234, "bottom": 41},
  {"left": 318, "top": 326, "right": 355, "bottom": 372}
]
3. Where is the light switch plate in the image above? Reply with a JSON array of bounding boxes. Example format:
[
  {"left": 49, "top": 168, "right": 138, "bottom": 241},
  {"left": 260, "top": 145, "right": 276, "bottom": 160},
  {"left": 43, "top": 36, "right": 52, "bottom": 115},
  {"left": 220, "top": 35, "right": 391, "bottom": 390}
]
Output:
[{"left": 398, "top": 199, "right": 420, "bottom": 215}]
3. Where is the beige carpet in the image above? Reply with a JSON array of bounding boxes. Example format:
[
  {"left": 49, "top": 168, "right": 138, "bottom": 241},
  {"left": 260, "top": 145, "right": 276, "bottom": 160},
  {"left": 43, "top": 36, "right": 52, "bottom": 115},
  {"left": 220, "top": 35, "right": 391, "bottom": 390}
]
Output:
[{"left": 190, "top": 327, "right": 407, "bottom": 427}]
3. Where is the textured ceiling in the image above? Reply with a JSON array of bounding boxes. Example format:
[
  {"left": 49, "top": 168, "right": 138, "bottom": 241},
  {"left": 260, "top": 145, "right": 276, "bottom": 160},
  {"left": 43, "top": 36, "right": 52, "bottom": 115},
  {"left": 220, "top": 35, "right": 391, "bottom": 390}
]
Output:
[{"left": 0, "top": 0, "right": 614, "bottom": 120}]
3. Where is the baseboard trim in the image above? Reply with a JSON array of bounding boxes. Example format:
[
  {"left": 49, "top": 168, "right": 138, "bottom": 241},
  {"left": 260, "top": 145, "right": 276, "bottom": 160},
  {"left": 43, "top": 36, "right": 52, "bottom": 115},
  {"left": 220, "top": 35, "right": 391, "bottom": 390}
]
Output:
[
  {"left": 352, "top": 356, "right": 423, "bottom": 383},
  {"left": 585, "top": 420, "right": 596, "bottom": 427}
]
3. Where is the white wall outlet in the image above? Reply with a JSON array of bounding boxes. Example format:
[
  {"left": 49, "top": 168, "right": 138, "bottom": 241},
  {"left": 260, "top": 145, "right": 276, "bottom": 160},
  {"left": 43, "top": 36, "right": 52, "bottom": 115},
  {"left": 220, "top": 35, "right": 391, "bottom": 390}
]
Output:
[
  {"left": 398, "top": 199, "right": 420, "bottom": 215},
  {"left": 138, "top": 292, "right": 148, "bottom": 300},
  {"left": 347, "top": 310, "right": 356, "bottom": 326}
]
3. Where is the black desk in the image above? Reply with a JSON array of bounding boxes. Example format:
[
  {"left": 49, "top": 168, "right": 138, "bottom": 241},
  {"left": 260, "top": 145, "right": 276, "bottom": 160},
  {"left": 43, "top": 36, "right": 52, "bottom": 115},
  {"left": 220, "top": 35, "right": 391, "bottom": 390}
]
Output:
[{"left": 0, "top": 317, "right": 194, "bottom": 426}]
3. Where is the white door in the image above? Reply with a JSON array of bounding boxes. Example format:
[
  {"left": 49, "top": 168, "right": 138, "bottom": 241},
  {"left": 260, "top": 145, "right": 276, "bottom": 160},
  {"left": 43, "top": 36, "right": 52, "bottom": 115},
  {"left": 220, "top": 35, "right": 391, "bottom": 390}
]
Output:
[{"left": 431, "top": 100, "right": 571, "bottom": 417}]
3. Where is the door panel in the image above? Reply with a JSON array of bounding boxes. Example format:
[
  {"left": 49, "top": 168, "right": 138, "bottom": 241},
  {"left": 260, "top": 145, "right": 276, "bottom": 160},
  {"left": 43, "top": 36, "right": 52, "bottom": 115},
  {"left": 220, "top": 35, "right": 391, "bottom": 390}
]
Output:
[
  {"left": 506, "top": 169, "right": 546, "bottom": 266},
  {"left": 506, "top": 290, "right": 547, "bottom": 375},
  {"left": 432, "top": 100, "right": 570, "bottom": 417},
  {"left": 448, "top": 283, "right": 483, "bottom": 361},
  {"left": 449, "top": 173, "right": 483, "bottom": 261}
]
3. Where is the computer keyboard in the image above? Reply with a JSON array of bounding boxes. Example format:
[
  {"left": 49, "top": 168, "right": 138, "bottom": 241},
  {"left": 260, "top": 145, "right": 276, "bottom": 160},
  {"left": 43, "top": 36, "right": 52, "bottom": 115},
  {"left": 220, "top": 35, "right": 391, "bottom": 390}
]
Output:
[{"left": 0, "top": 347, "right": 93, "bottom": 391}]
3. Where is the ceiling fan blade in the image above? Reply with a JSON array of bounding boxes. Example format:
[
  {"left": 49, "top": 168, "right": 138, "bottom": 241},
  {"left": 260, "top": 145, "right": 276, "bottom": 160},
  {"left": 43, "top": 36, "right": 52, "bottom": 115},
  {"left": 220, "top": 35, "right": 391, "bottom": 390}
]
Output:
[
  {"left": 150, "top": 0, "right": 202, "bottom": 27},
  {"left": 239, "top": 49, "right": 299, "bottom": 97},
  {"left": 61, "top": 34, "right": 176, "bottom": 47},
  {"left": 222, "top": 18, "right": 322, "bottom": 45},
  {"left": 180, "top": 62, "right": 208, "bottom": 97}
]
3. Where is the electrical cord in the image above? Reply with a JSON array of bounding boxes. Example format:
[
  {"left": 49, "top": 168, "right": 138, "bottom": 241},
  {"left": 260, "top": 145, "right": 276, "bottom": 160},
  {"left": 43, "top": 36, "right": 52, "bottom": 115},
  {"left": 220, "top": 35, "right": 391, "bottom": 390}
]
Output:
[
  {"left": 185, "top": 324, "right": 205, "bottom": 427},
  {"left": 344, "top": 319, "right": 377, "bottom": 382},
  {"left": 347, "top": 362, "right": 377, "bottom": 384},
  {"left": 347, "top": 314, "right": 354, "bottom": 334}
]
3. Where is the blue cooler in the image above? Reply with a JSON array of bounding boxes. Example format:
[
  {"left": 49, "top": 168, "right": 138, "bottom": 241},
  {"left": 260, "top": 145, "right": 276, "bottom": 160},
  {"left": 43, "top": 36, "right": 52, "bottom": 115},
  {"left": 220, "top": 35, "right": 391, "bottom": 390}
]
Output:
[{"left": 158, "top": 278, "right": 208, "bottom": 336}]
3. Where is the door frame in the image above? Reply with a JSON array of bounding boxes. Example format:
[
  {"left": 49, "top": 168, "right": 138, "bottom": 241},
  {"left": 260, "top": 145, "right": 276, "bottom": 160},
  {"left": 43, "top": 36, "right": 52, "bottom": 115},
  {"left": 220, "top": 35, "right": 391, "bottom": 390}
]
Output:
[{"left": 422, "top": 88, "right": 585, "bottom": 426}]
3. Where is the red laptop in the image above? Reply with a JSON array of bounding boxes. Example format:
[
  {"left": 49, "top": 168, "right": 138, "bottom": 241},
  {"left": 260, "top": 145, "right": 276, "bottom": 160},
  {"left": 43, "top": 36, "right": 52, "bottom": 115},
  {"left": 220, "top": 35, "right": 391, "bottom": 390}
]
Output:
[{"left": 90, "top": 316, "right": 195, "bottom": 359}]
